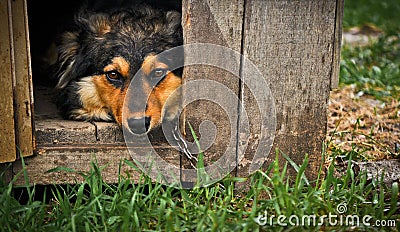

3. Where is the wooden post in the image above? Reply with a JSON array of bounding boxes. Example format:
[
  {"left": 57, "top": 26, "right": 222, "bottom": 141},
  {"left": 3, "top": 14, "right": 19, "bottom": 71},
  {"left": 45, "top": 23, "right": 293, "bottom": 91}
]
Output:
[
  {"left": 0, "top": 0, "right": 34, "bottom": 163},
  {"left": 183, "top": 0, "right": 343, "bottom": 181},
  {"left": 239, "top": 0, "right": 342, "bottom": 179},
  {"left": 182, "top": 0, "right": 244, "bottom": 184},
  {"left": 0, "top": 0, "right": 17, "bottom": 163},
  {"left": 331, "top": 0, "right": 344, "bottom": 89},
  {"left": 11, "top": 0, "right": 34, "bottom": 158}
]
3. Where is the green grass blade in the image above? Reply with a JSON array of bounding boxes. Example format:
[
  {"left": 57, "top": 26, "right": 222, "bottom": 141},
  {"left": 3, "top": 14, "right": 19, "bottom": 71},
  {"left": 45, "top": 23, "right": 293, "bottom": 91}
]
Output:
[
  {"left": 387, "top": 182, "right": 399, "bottom": 217},
  {"left": 187, "top": 121, "right": 210, "bottom": 187},
  {"left": 280, "top": 150, "right": 310, "bottom": 186}
]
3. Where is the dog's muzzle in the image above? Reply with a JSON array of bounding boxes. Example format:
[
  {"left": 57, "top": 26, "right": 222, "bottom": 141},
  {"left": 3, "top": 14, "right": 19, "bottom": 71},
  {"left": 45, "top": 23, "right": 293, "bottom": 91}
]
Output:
[{"left": 127, "top": 116, "right": 151, "bottom": 134}]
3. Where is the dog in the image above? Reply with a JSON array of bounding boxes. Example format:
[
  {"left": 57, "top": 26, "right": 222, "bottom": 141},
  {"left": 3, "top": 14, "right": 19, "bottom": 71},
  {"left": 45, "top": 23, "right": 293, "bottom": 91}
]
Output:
[{"left": 51, "top": 0, "right": 183, "bottom": 134}]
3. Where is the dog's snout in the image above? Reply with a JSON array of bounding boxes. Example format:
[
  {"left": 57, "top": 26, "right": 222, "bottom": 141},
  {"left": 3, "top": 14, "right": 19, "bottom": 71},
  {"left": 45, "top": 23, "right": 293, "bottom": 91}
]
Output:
[{"left": 127, "top": 117, "right": 151, "bottom": 134}]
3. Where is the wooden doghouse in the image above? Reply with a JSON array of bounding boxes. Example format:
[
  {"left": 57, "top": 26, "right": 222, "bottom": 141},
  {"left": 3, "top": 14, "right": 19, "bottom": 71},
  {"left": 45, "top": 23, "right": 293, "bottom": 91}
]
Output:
[{"left": 0, "top": 0, "right": 343, "bottom": 186}]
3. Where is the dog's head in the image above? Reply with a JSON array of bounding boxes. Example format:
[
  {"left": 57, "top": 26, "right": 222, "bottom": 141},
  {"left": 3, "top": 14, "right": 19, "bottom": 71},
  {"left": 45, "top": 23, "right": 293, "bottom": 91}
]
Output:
[{"left": 54, "top": 3, "right": 183, "bottom": 134}]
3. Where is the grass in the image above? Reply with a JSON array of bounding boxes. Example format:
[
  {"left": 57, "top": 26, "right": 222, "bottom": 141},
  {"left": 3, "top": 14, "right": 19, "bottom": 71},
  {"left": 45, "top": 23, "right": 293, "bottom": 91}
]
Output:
[
  {"left": 343, "top": 0, "right": 400, "bottom": 34},
  {"left": 340, "top": 35, "right": 400, "bottom": 100},
  {"left": 340, "top": 0, "right": 400, "bottom": 99},
  {"left": 341, "top": 0, "right": 400, "bottom": 100},
  {"left": 1, "top": 150, "right": 399, "bottom": 231}
]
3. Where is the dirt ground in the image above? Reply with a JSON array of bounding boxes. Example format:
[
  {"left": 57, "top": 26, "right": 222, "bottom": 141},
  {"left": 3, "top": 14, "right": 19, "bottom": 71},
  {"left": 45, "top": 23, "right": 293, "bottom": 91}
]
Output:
[{"left": 327, "top": 84, "right": 399, "bottom": 160}]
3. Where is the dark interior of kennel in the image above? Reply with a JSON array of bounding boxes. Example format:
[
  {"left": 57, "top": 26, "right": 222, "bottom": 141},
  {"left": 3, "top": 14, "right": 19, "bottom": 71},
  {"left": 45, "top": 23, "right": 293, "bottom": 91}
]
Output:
[{"left": 27, "top": 0, "right": 183, "bottom": 148}]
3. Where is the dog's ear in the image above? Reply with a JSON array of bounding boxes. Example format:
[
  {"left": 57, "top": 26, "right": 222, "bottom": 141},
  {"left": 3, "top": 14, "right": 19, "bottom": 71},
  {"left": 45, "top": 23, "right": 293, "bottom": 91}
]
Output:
[
  {"left": 76, "top": 13, "right": 111, "bottom": 37},
  {"left": 54, "top": 31, "right": 81, "bottom": 89},
  {"left": 165, "top": 10, "right": 181, "bottom": 35},
  {"left": 54, "top": 13, "right": 111, "bottom": 89}
]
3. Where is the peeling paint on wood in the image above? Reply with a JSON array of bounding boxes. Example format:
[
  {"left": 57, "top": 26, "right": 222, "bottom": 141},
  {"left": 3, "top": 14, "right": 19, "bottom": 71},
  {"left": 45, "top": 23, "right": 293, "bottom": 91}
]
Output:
[
  {"left": 0, "top": 0, "right": 17, "bottom": 163},
  {"left": 11, "top": 0, "right": 34, "bottom": 158}
]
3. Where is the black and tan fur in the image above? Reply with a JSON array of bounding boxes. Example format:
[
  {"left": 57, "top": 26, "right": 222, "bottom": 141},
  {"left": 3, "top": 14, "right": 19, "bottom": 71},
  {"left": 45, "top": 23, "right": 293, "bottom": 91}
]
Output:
[{"left": 52, "top": 0, "right": 183, "bottom": 134}]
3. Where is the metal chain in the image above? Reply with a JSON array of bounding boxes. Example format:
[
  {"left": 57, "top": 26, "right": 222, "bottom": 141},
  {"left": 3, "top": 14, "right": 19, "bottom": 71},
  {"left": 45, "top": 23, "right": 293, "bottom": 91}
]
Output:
[
  {"left": 172, "top": 125, "right": 198, "bottom": 169},
  {"left": 172, "top": 124, "right": 226, "bottom": 190}
]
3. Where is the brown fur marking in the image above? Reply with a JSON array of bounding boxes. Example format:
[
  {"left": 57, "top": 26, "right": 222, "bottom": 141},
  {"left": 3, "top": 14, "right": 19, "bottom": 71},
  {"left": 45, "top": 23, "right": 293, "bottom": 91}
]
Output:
[{"left": 104, "top": 57, "right": 130, "bottom": 78}]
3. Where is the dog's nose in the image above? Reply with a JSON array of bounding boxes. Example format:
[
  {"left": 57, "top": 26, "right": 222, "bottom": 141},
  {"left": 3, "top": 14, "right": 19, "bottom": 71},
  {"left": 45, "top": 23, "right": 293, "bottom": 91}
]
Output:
[{"left": 127, "top": 117, "right": 151, "bottom": 134}]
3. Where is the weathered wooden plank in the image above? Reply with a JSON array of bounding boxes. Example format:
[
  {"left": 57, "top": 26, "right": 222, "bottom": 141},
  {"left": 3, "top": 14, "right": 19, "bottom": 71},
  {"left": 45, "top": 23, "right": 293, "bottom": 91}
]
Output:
[
  {"left": 12, "top": 145, "right": 181, "bottom": 185},
  {"left": 34, "top": 86, "right": 115, "bottom": 146},
  {"left": 92, "top": 121, "right": 170, "bottom": 146},
  {"left": 239, "top": 0, "right": 338, "bottom": 179},
  {"left": 0, "top": 0, "right": 17, "bottom": 163},
  {"left": 12, "top": 148, "right": 137, "bottom": 185},
  {"left": 181, "top": 0, "right": 244, "bottom": 184},
  {"left": 11, "top": 0, "right": 34, "bottom": 157},
  {"left": 92, "top": 122, "right": 124, "bottom": 143},
  {"left": 35, "top": 119, "right": 100, "bottom": 145},
  {"left": 330, "top": 0, "right": 344, "bottom": 89}
]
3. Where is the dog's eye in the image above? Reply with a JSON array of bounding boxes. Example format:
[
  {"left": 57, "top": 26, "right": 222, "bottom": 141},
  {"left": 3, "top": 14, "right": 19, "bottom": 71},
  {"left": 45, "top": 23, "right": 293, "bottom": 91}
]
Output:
[
  {"left": 106, "top": 71, "right": 119, "bottom": 79},
  {"left": 151, "top": 68, "right": 167, "bottom": 79},
  {"left": 105, "top": 71, "right": 123, "bottom": 86}
]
